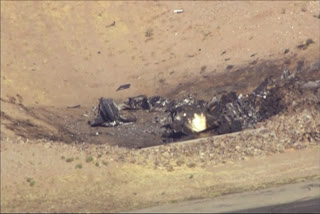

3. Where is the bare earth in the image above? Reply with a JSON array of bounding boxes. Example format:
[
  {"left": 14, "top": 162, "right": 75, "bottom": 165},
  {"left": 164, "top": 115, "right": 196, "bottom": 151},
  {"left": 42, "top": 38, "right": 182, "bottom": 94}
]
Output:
[{"left": 1, "top": 1, "right": 320, "bottom": 213}]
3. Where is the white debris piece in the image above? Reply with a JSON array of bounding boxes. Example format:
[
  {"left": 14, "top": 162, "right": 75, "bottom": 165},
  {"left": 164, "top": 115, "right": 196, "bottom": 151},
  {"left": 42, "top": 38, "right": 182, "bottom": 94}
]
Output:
[{"left": 173, "top": 9, "right": 184, "bottom": 14}]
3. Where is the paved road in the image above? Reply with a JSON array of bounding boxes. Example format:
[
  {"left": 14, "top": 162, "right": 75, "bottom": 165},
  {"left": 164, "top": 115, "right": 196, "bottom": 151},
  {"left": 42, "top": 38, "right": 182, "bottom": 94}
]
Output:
[
  {"left": 233, "top": 197, "right": 320, "bottom": 213},
  {"left": 128, "top": 179, "right": 320, "bottom": 213}
]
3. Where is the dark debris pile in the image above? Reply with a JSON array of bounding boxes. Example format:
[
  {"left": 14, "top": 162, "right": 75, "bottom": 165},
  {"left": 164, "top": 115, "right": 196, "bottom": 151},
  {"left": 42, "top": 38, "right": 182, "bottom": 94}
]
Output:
[{"left": 89, "top": 69, "right": 312, "bottom": 142}]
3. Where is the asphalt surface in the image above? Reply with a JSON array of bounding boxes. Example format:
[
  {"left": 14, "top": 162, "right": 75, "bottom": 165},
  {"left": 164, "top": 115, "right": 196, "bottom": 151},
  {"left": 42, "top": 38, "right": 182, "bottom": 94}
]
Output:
[
  {"left": 232, "top": 197, "right": 320, "bottom": 213},
  {"left": 128, "top": 179, "right": 320, "bottom": 213}
]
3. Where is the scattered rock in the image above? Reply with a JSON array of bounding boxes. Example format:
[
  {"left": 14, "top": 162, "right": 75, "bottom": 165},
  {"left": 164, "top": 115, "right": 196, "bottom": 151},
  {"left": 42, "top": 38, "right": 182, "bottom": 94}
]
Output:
[
  {"left": 105, "top": 21, "right": 115, "bottom": 28},
  {"left": 297, "top": 39, "right": 315, "bottom": 50},
  {"left": 226, "top": 65, "right": 233, "bottom": 70},
  {"left": 116, "top": 84, "right": 131, "bottom": 91},
  {"left": 173, "top": 9, "right": 184, "bottom": 14},
  {"left": 187, "top": 162, "right": 196, "bottom": 168},
  {"left": 166, "top": 165, "right": 174, "bottom": 172}
]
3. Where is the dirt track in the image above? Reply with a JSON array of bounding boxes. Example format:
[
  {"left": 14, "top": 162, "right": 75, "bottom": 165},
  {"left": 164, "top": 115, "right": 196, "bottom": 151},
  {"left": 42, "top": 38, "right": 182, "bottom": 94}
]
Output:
[{"left": 1, "top": 1, "right": 320, "bottom": 213}]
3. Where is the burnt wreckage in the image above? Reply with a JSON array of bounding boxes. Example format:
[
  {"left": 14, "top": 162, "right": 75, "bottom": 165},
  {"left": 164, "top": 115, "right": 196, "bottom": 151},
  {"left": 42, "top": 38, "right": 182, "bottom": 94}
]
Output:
[{"left": 90, "top": 74, "right": 286, "bottom": 140}]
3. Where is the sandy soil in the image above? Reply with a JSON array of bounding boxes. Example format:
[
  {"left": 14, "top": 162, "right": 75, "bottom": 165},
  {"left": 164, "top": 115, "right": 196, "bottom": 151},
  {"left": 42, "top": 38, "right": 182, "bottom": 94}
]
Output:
[
  {"left": 2, "top": 1, "right": 319, "bottom": 106},
  {"left": 1, "top": 1, "right": 320, "bottom": 213},
  {"left": 1, "top": 138, "right": 319, "bottom": 213}
]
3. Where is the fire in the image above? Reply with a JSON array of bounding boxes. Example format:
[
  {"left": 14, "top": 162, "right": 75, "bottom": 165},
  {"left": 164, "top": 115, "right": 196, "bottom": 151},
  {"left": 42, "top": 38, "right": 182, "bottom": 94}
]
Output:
[{"left": 187, "top": 113, "right": 207, "bottom": 133}]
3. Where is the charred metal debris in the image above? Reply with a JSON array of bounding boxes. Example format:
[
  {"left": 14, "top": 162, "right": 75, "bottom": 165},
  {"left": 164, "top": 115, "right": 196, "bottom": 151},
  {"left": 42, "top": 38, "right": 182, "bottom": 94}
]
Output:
[{"left": 89, "top": 71, "right": 301, "bottom": 140}]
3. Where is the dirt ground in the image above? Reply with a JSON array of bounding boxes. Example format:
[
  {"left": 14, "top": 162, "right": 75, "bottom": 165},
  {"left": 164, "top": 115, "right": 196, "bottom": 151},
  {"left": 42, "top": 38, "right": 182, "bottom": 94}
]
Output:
[{"left": 1, "top": 1, "right": 320, "bottom": 213}]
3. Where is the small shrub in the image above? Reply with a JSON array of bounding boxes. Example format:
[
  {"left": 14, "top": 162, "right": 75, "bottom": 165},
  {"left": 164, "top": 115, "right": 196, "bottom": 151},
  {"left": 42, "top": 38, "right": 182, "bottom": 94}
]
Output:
[
  {"left": 29, "top": 180, "right": 36, "bottom": 187},
  {"left": 95, "top": 162, "right": 100, "bottom": 167},
  {"left": 86, "top": 156, "right": 94, "bottom": 163},
  {"left": 176, "top": 160, "right": 185, "bottom": 166},
  {"left": 102, "top": 161, "right": 108, "bottom": 166},
  {"left": 187, "top": 163, "right": 196, "bottom": 168},
  {"left": 75, "top": 163, "right": 83, "bottom": 169},
  {"left": 306, "top": 38, "right": 314, "bottom": 46},
  {"left": 66, "top": 157, "right": 74, "bottom": 163},
  {"left": 145, "top": 28, "right": 153, "bottom": 37},
  {"left": 26, "top": 177, "right": 35, "bottom": 187},
  {"left": 167, "top": 165, "right": 174, "bottom": 172}
]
